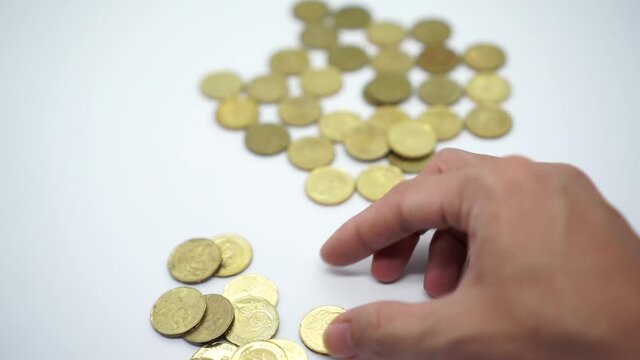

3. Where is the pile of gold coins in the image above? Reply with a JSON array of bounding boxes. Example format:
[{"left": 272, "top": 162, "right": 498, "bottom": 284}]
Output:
[
  {"left": 150, "top": 234, "right": 344, "bottom": 359},
  {"left": 201, "top": 1, "right": 512, "bottom": 205}
]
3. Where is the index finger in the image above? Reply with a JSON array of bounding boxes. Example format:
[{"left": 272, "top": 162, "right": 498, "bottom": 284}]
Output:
[{"left": 320, "top": 169, "right": 480, "bottom": 266}]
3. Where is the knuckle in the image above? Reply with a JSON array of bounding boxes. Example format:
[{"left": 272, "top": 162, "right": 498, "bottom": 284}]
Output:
[
  {"left": 425, "top": 148, "right": 464, "bottom": 174},
  {"left": 496, "top": 156, "right": 536, "bottom": 185},
  {"left": 554, "top": 163, "right": 589, "bottom": 183}
]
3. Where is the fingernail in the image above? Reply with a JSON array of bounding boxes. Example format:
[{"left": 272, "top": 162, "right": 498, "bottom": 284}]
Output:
[{"left": 324, "top": 322, "right": 354, "bottom": 358}]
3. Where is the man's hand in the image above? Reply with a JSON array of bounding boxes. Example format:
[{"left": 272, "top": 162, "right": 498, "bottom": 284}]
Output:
[{"left": 321, "top": 149, "right": 640, "bottom": 360}]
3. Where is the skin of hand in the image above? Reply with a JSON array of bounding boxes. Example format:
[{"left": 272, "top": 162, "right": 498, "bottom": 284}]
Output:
[{"left": 321, "top": 149, "right": 640, "bottom": 360}]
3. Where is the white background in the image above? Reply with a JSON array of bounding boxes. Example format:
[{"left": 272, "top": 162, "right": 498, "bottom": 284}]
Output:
[{"left": 1, "top": 0, "right": 639, "bottom": 359}]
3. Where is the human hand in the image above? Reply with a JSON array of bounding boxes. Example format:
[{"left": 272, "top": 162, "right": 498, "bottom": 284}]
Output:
[{"left": 321, "top": 149, "right": 640, "bottom": 360}]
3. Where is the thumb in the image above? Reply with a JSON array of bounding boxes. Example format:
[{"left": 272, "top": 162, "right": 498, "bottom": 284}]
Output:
[{"left": 323, "top": 300, "right": 454, "bottom": 360}]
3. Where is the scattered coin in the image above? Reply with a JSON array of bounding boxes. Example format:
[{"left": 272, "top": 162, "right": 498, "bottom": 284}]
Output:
[
  {"left": 288, "top": 136, "right": 335, "bottom": 171},
  {"left": 305, "top": 167, "right": 355, "bottom": 205},
  {"left": 270, "top": 339, "right": 309, "bottom": 360},
  {"left": 463, "top": 43, "right": 506, "bottom": 71},
  {"left": 184, "top": 294, "right": 235, "bottom": 344},
  {"left": 201, "top": 71, "right": 243, "bottom": 100},
  {"left": 212, "top": 234, "right": 253, "bottom": 277},
  {"left": 344, "top": 123, "right": 389, "bottom": 161},
  {"left": 411, "top": 19, "right": 450, "bottom": 45},
  {"left": 293, "top": 0, "right": 330, "bottom": 22},
  {"left": 191, "top": 341, "right": 238, "bottom": 360},
  {"left": 279, "top": 95, "right": 322, "bottom": 126},
  {"left": 247, "top": 74, "right": 288, "bottom": 103},
  {"left": 151, "top": 287, "right": 207, "bottom": 337},
  {"left": 368, "top": 106, "right": 411, "bottom": 132},
  {"left": 417, "top": 76, "right": 464, "bottom": 105},
  {"left": 270, "top": 49, "right": 310, "bottom": 75},
  {"left": 319, "top": 111, "right": 363, "bottom": 142},
  {"left": 231, "top": 340, "right": 288, "bottom": 360},
  {"left": 168, "top": 238, "right": 221, "bottom": 284},
  {"left": 202, "top": 2, "right": 514, "bottom": 205},
  {"left": 417, "top": 45, "right": 459, "bottom": 74},
  {"left": 335, "top": 6, "right": 371, "bottom": 29},
  {"left": 367, "top": 21, "right": 405, "bottom": 47},
  {"left": 365, "top": 73, "right": 412, "bottom": 105},
  {"left": 301, "top": 23, "right": 337, "bottom": 49},
  {"left": 465, "top": 105, "right": 512, "bottom": 138},
  {"left": 301, "top": 66, "right": 343, "bottom": 97},
  {"left": 363, "top": 84, "right": 383, "bottom": 106},
  {"left": 356, "top": 165, "right": 405, "bottom": 201},
  {"left": 299, "top": 305, "right": 345, "bottom": 355},
  {"left": 387, "top": 121, "right": 437, "bottom": 159},
  {"left": 226, "top": 296, "right": 280, "bottom": 346},
  {"left": 245, "top": 124, "right": 291, "bottom": 156},
  {"left": 466, "top": 73, "right": 511, "bottom": 103},
  {"left": 371, "top": 47, "right": 414, "bottom": 74},
  {"left": 416, "top": 105, "right": 463, "bottom": 141},
  {"left": 223, "top": 274, "right": 279, "bottom": 306},
  {"left": 388, "top": 151, "right": 434, "bottom": 174},
  {"left": 328, "top": 45, "right": 368, "bottom": 72},
  {"left": 216, "top": 96, "right": 259, "bottom": 129}
]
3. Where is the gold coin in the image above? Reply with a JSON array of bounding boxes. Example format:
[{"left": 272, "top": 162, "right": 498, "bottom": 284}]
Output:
[
  {"left": 231, "top": 340, "right": 287, "bottom": 360},
  {"left": 191, "top": 341, "right": 238, "bottom": 360},
  {"left": 270, "top": 339, "right": 308, "bottom": 360},
  {"left": 301, "top": 67, "right": 342, "bottom": 97},
  {"left": 363, "top": 83, "right": 383, "bottom": 107},
  {"left": 245, "top": 124, "right": 290, "bottom": 156},
  {"left": 168, "top": 238, "right": 221, "bottom": 284},
  {"left": 201, "top": 71, "right": 243, "bottom": 100},
  {"left": 365, "top": 74, "right": 412, "bottom": 105},
  {"left": 387, "top": 121, "right": 437, "bottom": 158},
  {"left": 463, "top": 43, "right": 506, "bottom": 71},
  {"left": 247, "top": 74, "right": 288, "bottom": 103},
  {"left": 150, "top": 287, "right": 206, "bottom": 337},
  {"left": 388, "top": 151, "right": 434, "bottom": 174},
  {"left": 465, "top": 105, "right": 512, "bottom": 138},
  {"left": 305, "top": 167, "right": 355, "bottom": 205},
  {"left": 270, "top": 49, "right": 310, "bottom": 75},
  {"left": 225, "top": 297, "right": 280, "bottom": 346},
  {"left": 417, "top": 76, "right": 464, "bottom": 105},
  {"left": 367, "top": 21, "right": 405, "bottom": 47},
  {"left": 299, "top": 305, "right": 345, "bottom": 355},
  {"left": 293, "top": 0, "right": 329, "bottom": 22},
  {"left": 300, "top": 23, "right": 337, "bottom": 49},
  {"left": 344, "top": 123, "right": 389, "bottom": 161},
  {"left": 335, "top": 6, "right": 371, "bottom": 29},
  {"left": 356, "top": 165, "right": 405, "bottom": 201},
  {"left": 371, "top": 48, "right": 414, "bottom": 74},
  {"left": 223, "top": 274, "right": 279, "bottom": 306},
  {"left": 368, "top": 106, "right": 411, "bottom": 131},
  {"left": 288, "top": 136, "right": 335, "bottom": 171},
  {"left": 416, "top": 105, "right": 463, "bottom": 141},
  {"left": 279, "top": 95, "right": 322, "bottom": 126},
  {"left": 212, "top": 234, "right": 253, "bottom": 277},
  {"left": 216, "top": 96, "right": 259, "bottom": 129},
  {"left": 328, "top": 45, "right": 368, "bottom": 72},
  {"left": 318, "top": 111, "right": 363, "bottom": 142},
  {"left": 411, "top": 19, "right": 451, "bottom": 45},
  {"left": 417, "top": 46, "right": 459, "bottom": 74},
  {"left": 185, "top": 294, "right": 235, "bottom": 344},
  {"left": 466, "top": 73, "right": 511, "bottom": 103}
]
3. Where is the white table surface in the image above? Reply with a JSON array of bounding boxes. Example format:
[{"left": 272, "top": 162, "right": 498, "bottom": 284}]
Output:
[{"left": 1, "top": 0, "right": 639, "bottom": 359}]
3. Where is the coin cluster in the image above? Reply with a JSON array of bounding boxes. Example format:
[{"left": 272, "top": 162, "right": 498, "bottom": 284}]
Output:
[
  {"left": 202, "top": 0, "right": 512, "bottom": 207},
  {"left": 151, "top": 234, "right": 344, "bottom": 359}
]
